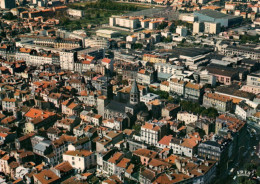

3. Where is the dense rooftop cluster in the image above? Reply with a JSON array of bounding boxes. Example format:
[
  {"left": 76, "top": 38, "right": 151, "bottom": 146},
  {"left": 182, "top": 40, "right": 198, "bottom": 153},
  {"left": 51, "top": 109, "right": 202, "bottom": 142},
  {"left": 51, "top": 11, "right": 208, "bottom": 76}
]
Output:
[{"left": 0, "top": 0, "right": 259, "bottom": 184}]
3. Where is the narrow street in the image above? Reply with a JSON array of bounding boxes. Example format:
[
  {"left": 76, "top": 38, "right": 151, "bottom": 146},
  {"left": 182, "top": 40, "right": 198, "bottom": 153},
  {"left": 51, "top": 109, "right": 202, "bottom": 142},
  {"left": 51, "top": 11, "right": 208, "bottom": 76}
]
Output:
[{"left": 215, "top": 123, "right": 260, "bottom": 184}]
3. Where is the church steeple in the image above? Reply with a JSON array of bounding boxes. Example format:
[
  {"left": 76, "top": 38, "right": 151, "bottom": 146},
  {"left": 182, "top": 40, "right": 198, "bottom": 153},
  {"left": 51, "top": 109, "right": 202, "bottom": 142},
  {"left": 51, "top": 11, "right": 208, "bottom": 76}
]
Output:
[{"left": 130, "top": 80, "right": 140, "bottom": 105}]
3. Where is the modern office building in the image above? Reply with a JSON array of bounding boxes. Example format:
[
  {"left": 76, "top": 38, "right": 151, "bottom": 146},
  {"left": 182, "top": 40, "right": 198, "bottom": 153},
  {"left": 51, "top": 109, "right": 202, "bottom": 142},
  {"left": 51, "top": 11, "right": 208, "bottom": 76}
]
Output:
[{"left": 194, "top": 9, "right": 242, "bottom": 27}]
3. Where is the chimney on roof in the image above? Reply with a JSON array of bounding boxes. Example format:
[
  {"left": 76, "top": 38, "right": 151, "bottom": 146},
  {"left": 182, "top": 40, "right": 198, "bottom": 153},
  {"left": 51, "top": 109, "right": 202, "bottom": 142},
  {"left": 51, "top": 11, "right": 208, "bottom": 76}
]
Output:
[
  {"left": 44, "top": 175, "right": 50, "bottom": 180},
  {"left": 227, "top": 132, "right": 231, "bottom": 139},
  {"left": 205, "top": 161, "right": 209, "bottom": 166}
]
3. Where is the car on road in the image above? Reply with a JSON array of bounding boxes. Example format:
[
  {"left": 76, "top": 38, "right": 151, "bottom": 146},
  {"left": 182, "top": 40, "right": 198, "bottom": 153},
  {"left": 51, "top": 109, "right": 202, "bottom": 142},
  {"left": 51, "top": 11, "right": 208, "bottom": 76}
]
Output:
[
  {"left": 254, "top": 146, "right": 256, "bottom": 150},
  {"left": 229, "top": 168, "right": 235, "bottom": 175}
]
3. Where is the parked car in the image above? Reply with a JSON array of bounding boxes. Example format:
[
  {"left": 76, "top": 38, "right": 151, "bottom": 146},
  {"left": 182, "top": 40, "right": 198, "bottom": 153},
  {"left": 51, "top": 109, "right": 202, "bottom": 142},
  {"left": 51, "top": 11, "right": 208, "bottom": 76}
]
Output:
[{"left": 229, "top": 168, "right": 235, "bottom": 175}]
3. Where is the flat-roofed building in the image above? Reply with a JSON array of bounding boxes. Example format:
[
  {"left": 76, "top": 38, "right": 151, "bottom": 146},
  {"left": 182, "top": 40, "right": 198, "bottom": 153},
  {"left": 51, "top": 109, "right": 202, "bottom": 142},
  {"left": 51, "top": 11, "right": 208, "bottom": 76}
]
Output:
[
  {"left": 241, "top": 71, "right": 260, "bottom": 94},
  {"left": 67, "top": 8, "right": 84, "bottom": 18},
  {"left": 109, "top": 16, "right": 141, "bottom": 30},
  {"left": 96, "top": 29, "right": 121, "bottom": 39},
  {"left": 220, "top": 45, "right": 260, "bottom": 60},
  {"left": 194, "top": 9, "right": 242, "bottom": 27}
]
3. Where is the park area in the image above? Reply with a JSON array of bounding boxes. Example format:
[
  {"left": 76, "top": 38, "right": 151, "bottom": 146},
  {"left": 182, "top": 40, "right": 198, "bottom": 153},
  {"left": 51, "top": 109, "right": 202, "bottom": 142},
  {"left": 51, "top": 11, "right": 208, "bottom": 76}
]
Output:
[{"left": 57, "top": 0, "right": 155, "bottom": 31}]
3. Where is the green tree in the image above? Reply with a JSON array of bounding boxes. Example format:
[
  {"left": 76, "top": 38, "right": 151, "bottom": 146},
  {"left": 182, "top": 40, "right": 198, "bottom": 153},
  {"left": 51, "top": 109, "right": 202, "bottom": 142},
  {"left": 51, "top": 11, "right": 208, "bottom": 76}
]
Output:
[
  {"left": 96, "top": 13, "right": 100, "bottom": 18},
  {"left": 162, "top": 36, "right": 172, "bottom": 43},
  {"left": 60, "top": 17, "right": 71, "bottom": 26},
  {"left": 244, "top": 163, "right": 257, "bottom": 171},
  {"left": 238, "top": 177, "right": 257, "bottom": 184},
  {"left": 2, "top": 12, "right": 16, "bottom": 20},
  {"left": 240, "top": 35, "right": 260, "bottom": 44},
  {"left": 85, "top": 14, "right": 91, "bottom": 19},
  {"left": 257, "top": 167, "right": 260, "bottom": 177},
  {"left": 157, "top": 21, "right": 168, "bottom": 30},
  {"left": 133, "top": 43, "right": 143, "bottom": 49},
  {"left": 180, "top": 100, "right": 218, "bottom": 118},
  {"left": 133, "top": 124, "right": 141, "bottom": 135}
]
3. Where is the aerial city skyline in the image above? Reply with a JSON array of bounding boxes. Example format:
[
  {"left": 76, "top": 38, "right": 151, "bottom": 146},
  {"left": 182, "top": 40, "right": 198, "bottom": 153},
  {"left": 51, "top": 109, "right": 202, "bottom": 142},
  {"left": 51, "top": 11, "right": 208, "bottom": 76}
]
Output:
[{"left": 0, "top": 0, "right": 259, "bottom": 183}]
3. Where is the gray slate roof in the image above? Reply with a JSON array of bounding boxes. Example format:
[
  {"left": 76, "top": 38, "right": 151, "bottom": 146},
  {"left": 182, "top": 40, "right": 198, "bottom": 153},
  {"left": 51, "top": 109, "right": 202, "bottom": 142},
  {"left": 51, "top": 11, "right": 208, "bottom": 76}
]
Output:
[{"left": 130, "top": 80, "right": 139, "bottom": 94}]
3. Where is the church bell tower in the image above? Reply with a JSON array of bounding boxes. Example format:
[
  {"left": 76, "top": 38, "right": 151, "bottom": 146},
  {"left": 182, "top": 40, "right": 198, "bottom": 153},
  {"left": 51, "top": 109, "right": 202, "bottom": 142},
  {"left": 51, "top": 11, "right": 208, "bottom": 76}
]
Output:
[{"left": 130, "top": 80, "right": 140, "bottom": 105}]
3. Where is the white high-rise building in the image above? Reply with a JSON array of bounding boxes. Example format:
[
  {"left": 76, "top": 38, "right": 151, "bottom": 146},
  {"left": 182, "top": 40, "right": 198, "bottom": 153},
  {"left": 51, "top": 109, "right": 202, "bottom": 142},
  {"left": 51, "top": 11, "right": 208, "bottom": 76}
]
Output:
[
  {"left": 60, "top": 51, "right": 77, "bottom": 71},
  {"left": 193, "top": 22, "right": 204, "bottom": 34},
  {"left": 176, "top": 26, "right": 188, "bottom": 37},
  {"left": 0, "top": 0, "right": 15, "bottom": 9},
  {"left": 204, "top": 22, "right": 221, "bottom": 34}
]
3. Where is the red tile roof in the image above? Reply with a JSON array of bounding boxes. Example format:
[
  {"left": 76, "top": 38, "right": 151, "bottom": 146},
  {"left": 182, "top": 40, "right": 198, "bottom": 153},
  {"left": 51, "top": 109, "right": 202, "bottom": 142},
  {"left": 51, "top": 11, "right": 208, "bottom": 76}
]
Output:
[
  {"left": 158, "top": 135, "right": 173, "bottom": 146},
  {"left": 102, "top": 58, "right": 111, "bottom": 64},
  {"left": 33, "top": 169, "right": 60, "bottom": 184}
]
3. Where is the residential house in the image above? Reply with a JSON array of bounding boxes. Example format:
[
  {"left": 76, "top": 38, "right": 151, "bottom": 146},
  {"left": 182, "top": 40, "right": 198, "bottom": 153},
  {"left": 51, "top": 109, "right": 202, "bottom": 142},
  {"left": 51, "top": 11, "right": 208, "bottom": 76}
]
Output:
[
  {"left": 33, "top": 169, "right": 60, "bottom": 184},
  {"left": 161, "top": 103, "right": 180, "bottom": 118},
  {"left": 139, "top": 168, "right": 156, "bottom": 184},
  {"left": 47, "top": 93, "right": 63, "bottom": 108},
  {"left": 55, "top": 116, "right": 81, "bottom": 132},
  {"left": 62, "top": 99, "right": 82, "bottom": 116},
  {"left": 33, "top": 140, "right": 53, "bottom": 157},
  {"left": 2, "top": 98, "right": 17, "bottom": 112},
  {"left": 203, "top": 93, "right": 233, "bottom": 112},
  {"left": 198, "top": 139, "right": 232, "bottom": 165},
  {"left": 235, "top": 101, "right": 256, "bottom": 120},
  {"left": 179, "top": 133, "right": 201, "bottom": 158},
  {"left": 102, "top": 118, "right": 128, "bottom": 131},
  {"left": 137, "top": 68, "right": 157, "bottom": 86},
  {"left": 0, "top": 154, "right": 16, "bottom": 175},
  {"left": 96, "top": 131, "right": 123, "bottom": 152},
  {"left": 177, "top": 111, "right": 198, "bottom": 124},
  {"left": 106, "top": 152, "right": 124, "bottom": 176},
  {"left": 184, "top": 82, "right": 204, "bottom": 102},
  {"left": 51, "top": 161, "right": 74, "bottom": 178},
  {"left": 140, "top": 93, "right": 159, "bottom": 104},
  {"left": 101, "top": 58, "right": 114, "bottom": 72},
  {"left": 160, "top": 81, "right": 170, "bottom": 92},
  {"left": 52, "top": 135, "right": 77, "bottom": 164},
  {"left": 24, "top": 108, "right": 57, "bottom": 133},
  {"left": 140, "top": 121, "right": 167, "bottom": 145},
  {"left": 133, "top": 148, "right": 158, "bottom": 166},
  {"left": 46, "top": 127, "right": 62, "bottom": 141},
  {"left": 0, "top": 126, "right": 16, "bottom": 145},
  {"left": 169, "top": 78, "right": 185, "bottom": 96},
  {"left": 63, "top": 149, "right": 96, "bottom": 173},
  {"left": 147, "top": 158, "right": 172, "bottom": 172}
]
